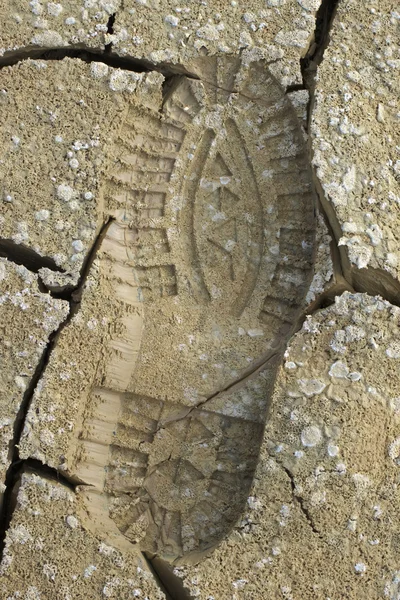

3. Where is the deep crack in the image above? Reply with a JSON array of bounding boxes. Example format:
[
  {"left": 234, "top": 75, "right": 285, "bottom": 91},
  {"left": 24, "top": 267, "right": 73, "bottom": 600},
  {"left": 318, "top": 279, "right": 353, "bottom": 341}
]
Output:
[
  {"left": 0, "top": 44, "right": 200, "bottom": 80},
  {"left": 107, "top": 13, "right": 116, "bottom": 35},
  {"left": 301, "top": 0, "right": 340, "bottom": 82},
  {"left": 144, "top": 555, "right": 195, "bottom": 600},
  {"left": 42, "top": 217, "right": 114, "bottom": 302},
  {"left": 298, "top": 0, "right": 400, "bottom": 311},
  {"left": 0, "top": 238, "right": 64, "bottom": 275},
  {"left": 313, "top": 171, "right": 400, "bottom": 307},
  {"left": 285, "top": 83, "right": 307, "bottom": 94},
  {"left": 105, "top": 13, "right": 116, "bottom": 54}
]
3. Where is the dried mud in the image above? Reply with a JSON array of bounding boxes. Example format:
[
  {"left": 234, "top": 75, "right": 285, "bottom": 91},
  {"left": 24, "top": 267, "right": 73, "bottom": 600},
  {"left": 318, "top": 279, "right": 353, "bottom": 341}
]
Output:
[{"left": 0, "top": 0, "right": 399, "bottom": 598}]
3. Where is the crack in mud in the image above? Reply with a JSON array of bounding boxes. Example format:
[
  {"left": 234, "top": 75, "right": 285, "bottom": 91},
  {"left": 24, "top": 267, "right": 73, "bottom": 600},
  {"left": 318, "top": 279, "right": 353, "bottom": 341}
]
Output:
[
  {"left": 0, "top": 44, "right": 200, "bottom": 80},
  {"left": 105, "top": 13, "right": 116, "bottom": 54},
  {"left": 285, "top": 83, "right": 307, "bottom": 94},
  {"left": 146, "top": 555, "right": 195, "bottom": 600},
  {"left": 153, "top": 267, "right": 353, "bottom": 437},
  {"left": 301, "top": 0, "right": 340, "bottom": 82},
  {"left": 312, "top": 168, "right": 400, "bottom": 307},
  {"left": 300, "top": 0, "right": 400, "bottom": 309},
  {"left": 0, "top": 458, "right": 77, "bottom": 558},
  {"left": 42, "top": 217, "right": 115, "bottom": 302},
  {"left": 154, "top": 350, "right": 280, "bottom": 435},
  {"left": 0, "top": 218, "right": 113, "bottom": 559},
  {"left": 0, "top": 238, "right": 64, "bottom": 276},
  {"left": 280, "top": 464, "right": 323, "bottom": 537}
]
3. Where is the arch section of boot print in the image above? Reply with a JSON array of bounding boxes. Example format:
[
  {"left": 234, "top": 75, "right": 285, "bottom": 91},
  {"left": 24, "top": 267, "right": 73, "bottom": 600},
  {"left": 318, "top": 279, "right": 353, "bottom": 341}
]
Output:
[{"left": 74, "top": 57, "right": 316, "bottom": 564}]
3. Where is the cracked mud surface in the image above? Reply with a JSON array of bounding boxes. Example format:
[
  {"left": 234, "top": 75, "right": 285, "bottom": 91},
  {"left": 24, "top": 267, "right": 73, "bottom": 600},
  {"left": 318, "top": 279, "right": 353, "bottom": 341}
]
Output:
[
  {"left": 0, "top": 0, "right": 399, "bottom": 598},
  {"left": 311, "top": 0, "right": 400, "bottom": 303},
  {"left": 177, "top": 292, "right": 400, "bottom": 599},
  {"left": 0, "top": 260, "right": 68, "bottom": 500},
  {"left": 15, "top": 55, "right": 316, "bottom": 565},
  {"left": 0, "top": 471, "right": 165, "bottom": 600},
  {"left": 0, "top": 0, "right": 320, "bottom": 87}
]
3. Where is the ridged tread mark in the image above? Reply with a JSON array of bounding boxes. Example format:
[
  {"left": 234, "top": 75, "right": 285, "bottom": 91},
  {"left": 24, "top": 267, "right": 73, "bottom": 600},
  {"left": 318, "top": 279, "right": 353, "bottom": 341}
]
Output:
[
  {"left": 73, "top": 58, "right": 316, "bottom": 564},
  {"left": 76, "top": 352, "right": 280, "bottom": 563}
]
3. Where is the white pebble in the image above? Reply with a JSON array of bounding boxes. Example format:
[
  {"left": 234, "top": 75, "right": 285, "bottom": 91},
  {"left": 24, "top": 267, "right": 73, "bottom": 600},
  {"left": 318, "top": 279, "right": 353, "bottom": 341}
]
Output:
[
  {"left": 69, "top": 158, "right": 79, "bottom": 169},
  {"left": 15, "top": 376, "right": 27, "bottom": 391},
  {"left": 109, "top": 70, "right": 129, "bottom": 91},
  {"left": 329, "top": 361, "right": 349, "bottom": 378},
  {"left": 354, "top": 562, "right": 367, "bottom": 574},
  {"left": 284, "top": 361, "right": 297, "bottom": 370},
  {"left": 56, "top": 184, "right": 74, "bottom": 202},
  {"left": 348, "top": 371, "right": 362, "bottom": 381},
  {"left": 66, "top": 515, "right": 79, "bottom": 528},
  {"left": 72, "top": 240, "right": 84, "bottom": 253},
  {"left": 47, "top": 3, "right": 63, "bottom": 16},
  {"left": 386, "top": 342, "right": 400, "bottom": 359},
  {"left": 90, "top": 62, "right": 109, "bottom": 79},
  {"left": 388, "top": 437, "right": 400, "bottom": 465},
  {"left": 327, "top": 443, "right": 339, "bottom": 457},
  {"left": 247, "top": 329, "right": 264, "bottom": 337},
  {"left": 35, "top": 209, "right": 50, "bottom": 221},
  {"left": 165, "top": 14, "right": 179, "bottom": 26},
  {"left": 301, "top": 425, "right": 322, "bottom": 448},
  {"left": 298, "top": 379, "right": 326, "bottom": 396}
]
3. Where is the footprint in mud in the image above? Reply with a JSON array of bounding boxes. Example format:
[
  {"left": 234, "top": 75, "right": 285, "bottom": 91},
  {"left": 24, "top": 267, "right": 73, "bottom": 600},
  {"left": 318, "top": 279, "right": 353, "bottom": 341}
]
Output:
[{"left": 25, "top": 56, "right": 316, "bottom": 564}]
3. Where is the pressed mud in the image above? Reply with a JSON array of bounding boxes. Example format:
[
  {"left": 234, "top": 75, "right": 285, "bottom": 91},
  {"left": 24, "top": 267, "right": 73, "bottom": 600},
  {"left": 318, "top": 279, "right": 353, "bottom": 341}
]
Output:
[{"left": 17, "top": 55, "right": 316, "bottom": 564}]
